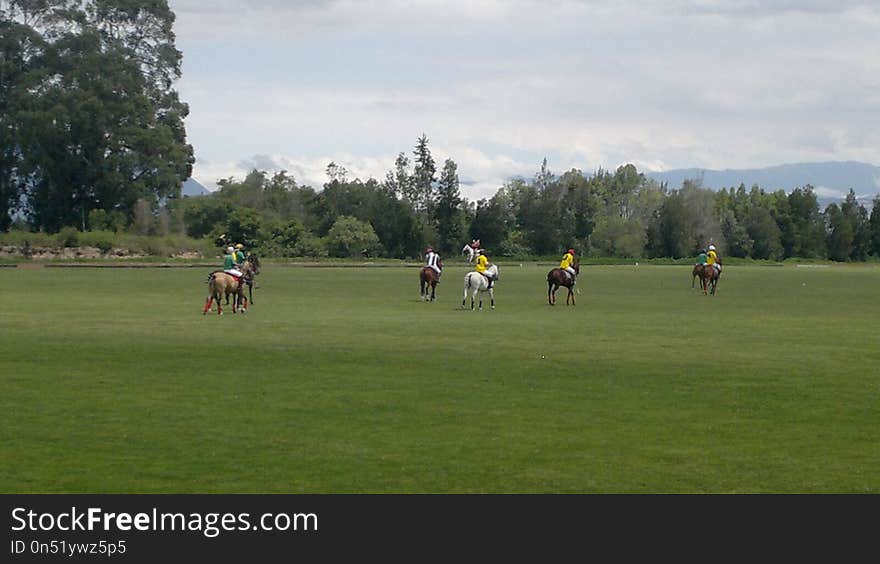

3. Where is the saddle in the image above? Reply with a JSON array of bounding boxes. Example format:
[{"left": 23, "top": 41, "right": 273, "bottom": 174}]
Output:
[{"left": 208, "top": 270, "right": 244, "bottom": 287}]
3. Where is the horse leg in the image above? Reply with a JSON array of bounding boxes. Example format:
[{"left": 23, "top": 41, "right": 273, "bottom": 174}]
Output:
[
  {"left": 489, "top": 287, "right": 495, "bottom": 309},
  {"left": 203, "top": 295, "right": 213, "bottom": 314},
  {"left": 548, "top": 281, "right": 555, "bottom": 305},
  {"left": 431, "top": 282, "right": 436, "bottom": 302},
  {"left": 568, "top": 285, "right": 575, "bottom": 305}
]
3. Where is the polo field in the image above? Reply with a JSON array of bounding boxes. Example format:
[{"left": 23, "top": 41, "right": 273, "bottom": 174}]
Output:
[{"left": 1, "top": 263, "right": 878, "bottom": 493}]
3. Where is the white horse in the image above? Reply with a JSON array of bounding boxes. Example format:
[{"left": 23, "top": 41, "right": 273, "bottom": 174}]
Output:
[
  {"left": 462, "top": 264, "right": 498, "bottom": 310},
  {"left": 462, "top": 243, "right": 476, "bottom": 263}
]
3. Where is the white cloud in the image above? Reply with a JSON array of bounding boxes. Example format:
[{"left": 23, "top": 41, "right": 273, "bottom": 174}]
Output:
[{"left": 170, "top": 0, "right": 880, "bottom": 196}]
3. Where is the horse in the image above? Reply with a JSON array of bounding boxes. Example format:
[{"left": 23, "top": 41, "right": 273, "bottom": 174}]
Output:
[
  {"left": 203, "top": 271, "right": 248, "bottom": 315},
  {"left": 217, "top": 255, "right": 260, "bottom": 306},
  {"left": 462, "top": 243, "right": 476, "bottom": 263},
  {"left": 462, "top": 264, "right": 498, "bottom": 310},
  {"left": 547, "top": 260, "right": 579, "bottom": 305},
  {"left": 420, "top": 264, "right": 441, "bottom": 302},
  {"left": 243, "top": 253, "right": 261, "bottom": 304},
  {"left": 694, "top": 263, "right": 720, "bottom": 296}
]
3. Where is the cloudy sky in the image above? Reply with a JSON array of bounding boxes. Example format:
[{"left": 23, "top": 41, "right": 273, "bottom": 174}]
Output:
[{"left": 169, "top": 0, "right": 880, "bottom": 200}]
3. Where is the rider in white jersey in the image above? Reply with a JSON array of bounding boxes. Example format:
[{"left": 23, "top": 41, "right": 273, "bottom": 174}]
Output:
[{"left": 425, "top": 246, "right": 442, "bottom": 277}]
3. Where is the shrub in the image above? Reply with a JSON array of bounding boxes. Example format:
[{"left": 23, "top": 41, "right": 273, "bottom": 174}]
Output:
[
  {"left": 293, "top": 235, "right": 328, "bottom": 258},
  {"left": 57, "top": 227, "right": 80, "bottom": 247},
  {"left": 326, "top": 216, "right": 381, "bottom": 258}
]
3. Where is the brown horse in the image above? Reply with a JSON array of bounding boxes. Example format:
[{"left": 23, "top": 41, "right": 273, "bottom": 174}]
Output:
[
  {"left": 203, "top": 261, "right": 253, "bottom": 315},
  {"left": 694, "top": 263, "right": 720, "bottom": 296},
  {"left": 547, "top": 260, "right": 579, "bottom": 305},
  {"left": 420, "top": 264, "right": 441, "bottom": 302},
  {"left": 243, "top": 253, "right": 261, "bottom": 304}
]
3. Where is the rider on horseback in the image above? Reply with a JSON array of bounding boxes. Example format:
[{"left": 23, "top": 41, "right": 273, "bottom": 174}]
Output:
[
  {"left": 223, "top": 246, "right": 243, "bottom": 281},
  {"left": 234, "top": 243, "right": 246, "bottom": 267},
  {"left": 560, "top": 248, "right": 577, "bottom": 283},
  {"left": 707, "top": 244, "right": 722, "bottom": 275},
  {"left": 425, "top": 246, "right": 442, "bottom": 278},
  {"left": 474, "top": 248, "right": 496, "bottom": 288},
  {"left": 696, "top": 248, "right": 708, "bottom": 266}
]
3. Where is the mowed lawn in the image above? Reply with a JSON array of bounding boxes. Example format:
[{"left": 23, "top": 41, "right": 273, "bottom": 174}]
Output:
[{"left": 1, "top": 263, "right": 878, "bottom": 493}]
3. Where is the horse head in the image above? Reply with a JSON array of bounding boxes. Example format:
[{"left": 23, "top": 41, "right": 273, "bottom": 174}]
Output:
[{"left": 246, "top": 254, "right": 261, "bottom": 275}]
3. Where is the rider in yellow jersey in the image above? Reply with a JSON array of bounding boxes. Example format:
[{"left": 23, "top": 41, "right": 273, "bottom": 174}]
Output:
[
  {"left": 560, "top": 248, "right": 576, "bottom": 282},
  {"left": 707, "top": 244, "right": 721, "bottom": 275},
  {"left": 475, "top": 249, "right": 488, "bottom": 273},
  {"left": 474, "top": 249, "right": 495, "bottom": 287}
]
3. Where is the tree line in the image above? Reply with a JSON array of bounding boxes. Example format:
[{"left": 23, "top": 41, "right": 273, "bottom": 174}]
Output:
[
  {"left": 3, "top": 2, "right": 879, "bottom": 262},
  {"left": 174, "top": 151, "right": 880, "bottom": 262}
]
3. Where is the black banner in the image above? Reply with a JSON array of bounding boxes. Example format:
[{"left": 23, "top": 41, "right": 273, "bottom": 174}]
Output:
[{"left": 2, "top": 494, "right": 874, "bottom": 562}]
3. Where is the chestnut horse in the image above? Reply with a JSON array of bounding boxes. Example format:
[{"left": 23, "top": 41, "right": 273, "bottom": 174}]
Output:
[
  {"left": 693, "top": 264, "right": 719, "bottom": 296},
  {"left": 547, "top": 260, "right": 579, "bottom": 305},
  {"left": 420, "top": 265, "right": 441, "bottom": 302}
]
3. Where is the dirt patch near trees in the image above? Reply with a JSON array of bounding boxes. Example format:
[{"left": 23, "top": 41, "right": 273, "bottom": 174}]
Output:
[{"left": 0, "top": 245, "right": 203, "bottom": 261}]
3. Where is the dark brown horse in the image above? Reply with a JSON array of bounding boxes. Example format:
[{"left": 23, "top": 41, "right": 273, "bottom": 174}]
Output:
[
  {"left": 547, "top": 260, "right": 579, "bottom": 305},
  {"left": 694, "top": 263, "right": 720, "bottom": 296},
  {"left": 244, "top": 253, "right": 261, "bottom": 304},
  {"left": 420, "top": 264, "right": 441, "bottom": 302}
]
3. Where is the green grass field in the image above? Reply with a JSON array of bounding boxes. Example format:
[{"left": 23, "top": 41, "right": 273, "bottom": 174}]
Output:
[{"left": 1, "top": 262, "right": 878, "bottom": 493}]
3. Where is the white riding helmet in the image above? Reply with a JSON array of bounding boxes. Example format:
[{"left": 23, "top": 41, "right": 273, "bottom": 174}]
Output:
[
  {"left": 708, "top": 245, "right": 716, "bottom": 251},
  {"left": 227, "top": 246, "right": 235, "bottom": 254}
]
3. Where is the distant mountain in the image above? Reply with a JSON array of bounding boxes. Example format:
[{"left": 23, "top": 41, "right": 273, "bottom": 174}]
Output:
[
  {"left": 182, "top": 178, "right": 210, "bottom": 197},
  {"left": 645, "top": 161, "right": 880, "bottom": 208}
]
